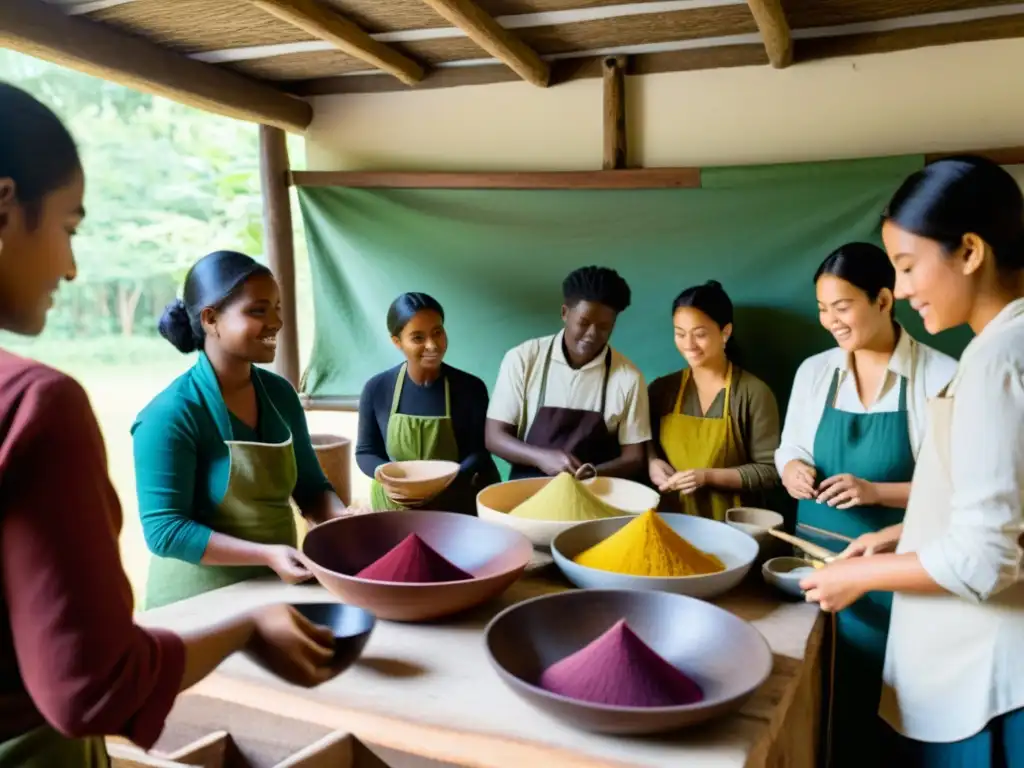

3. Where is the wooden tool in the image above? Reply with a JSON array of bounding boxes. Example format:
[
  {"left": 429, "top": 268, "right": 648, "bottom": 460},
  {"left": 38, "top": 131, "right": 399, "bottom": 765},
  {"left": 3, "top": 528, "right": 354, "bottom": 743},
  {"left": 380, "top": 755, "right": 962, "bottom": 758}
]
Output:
[
  {"left": 767, "top": 529, "right": 836, "bottom": 563},
  {"left": 796, "top": 523, "right": 853, "bottom": 544}
]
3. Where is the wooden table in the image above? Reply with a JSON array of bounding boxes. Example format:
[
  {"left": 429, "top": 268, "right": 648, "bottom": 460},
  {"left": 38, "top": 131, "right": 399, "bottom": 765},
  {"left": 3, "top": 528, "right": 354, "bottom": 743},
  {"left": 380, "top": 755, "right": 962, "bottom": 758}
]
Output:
[{"left": 137, "top": 558, "right": 824, "bottom": 768}]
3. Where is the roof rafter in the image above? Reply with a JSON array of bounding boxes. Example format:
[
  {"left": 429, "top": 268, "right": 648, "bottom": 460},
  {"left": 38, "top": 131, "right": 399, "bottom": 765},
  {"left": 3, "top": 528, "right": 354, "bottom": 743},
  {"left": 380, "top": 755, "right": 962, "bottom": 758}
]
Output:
[
  {"left": 245, "top": 0, "right": 425, "bottom": 85},
  {"left": 745, "top": 0, "right": 793, "bottom": 68},
  {"left": 417, "top": 0, "right": 550, "bottom": 86},
  {"left": 2, "top": 0, "right": 312, "bottom": 132}
]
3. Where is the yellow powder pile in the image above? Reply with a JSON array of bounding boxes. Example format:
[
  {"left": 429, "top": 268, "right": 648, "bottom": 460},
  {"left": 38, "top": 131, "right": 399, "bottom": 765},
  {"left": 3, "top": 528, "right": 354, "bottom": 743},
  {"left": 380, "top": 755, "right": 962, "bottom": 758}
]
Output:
[
  {"left": 574, "top": 511, "right": 726, "bottom": 577},
  {"left": 509, "top": 472, "right": 623, "bottom": 522}
]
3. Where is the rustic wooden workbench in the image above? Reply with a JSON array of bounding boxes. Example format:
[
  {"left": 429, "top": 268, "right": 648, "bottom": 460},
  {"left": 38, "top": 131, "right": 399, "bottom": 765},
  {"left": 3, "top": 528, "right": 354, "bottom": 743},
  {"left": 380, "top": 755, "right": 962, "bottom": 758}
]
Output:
[{"left": 136, "top": 557, "right": 824, "bottom": 768}]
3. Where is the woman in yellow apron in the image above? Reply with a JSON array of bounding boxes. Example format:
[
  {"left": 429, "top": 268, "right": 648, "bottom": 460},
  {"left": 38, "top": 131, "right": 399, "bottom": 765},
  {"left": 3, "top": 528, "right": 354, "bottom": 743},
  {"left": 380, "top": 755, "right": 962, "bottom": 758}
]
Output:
[
  {"left": 0, "top": 84, "right": 342, "bottom": 768},
  {"left": 802, "top": 156, "right": 1024, "bottom": 768},
  {"left": 647, "top": 280, "right": 781, "bottom": 520},
  {"left": 357, "top": 293, "right": 499, "bottom": 514},
  {"left": 133, "top": 250, "right": 350, "bottom": 609}
]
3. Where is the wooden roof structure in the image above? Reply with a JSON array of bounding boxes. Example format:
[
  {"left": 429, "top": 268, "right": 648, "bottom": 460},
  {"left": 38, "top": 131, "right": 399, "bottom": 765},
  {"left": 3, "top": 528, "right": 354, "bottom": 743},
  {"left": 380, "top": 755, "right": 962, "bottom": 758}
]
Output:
[{"left": 4, "top": 0, "right": 1024, "bottom": 132}]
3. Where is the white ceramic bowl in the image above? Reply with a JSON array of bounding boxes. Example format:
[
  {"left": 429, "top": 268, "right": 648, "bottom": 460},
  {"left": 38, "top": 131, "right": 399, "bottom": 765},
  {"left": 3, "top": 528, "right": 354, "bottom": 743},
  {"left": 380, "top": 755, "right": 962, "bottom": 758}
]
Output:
[
  {"left": 477, "top": 475, "right": 660, "bottom": 549},
  {"left": 551, "top": 513, "right": 759, "bottom": 600}
]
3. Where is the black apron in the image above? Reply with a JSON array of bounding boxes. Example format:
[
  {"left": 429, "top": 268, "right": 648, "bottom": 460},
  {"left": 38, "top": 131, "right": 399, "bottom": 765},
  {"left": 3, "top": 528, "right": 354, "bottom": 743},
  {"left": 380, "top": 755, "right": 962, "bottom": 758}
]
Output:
[{"left": 509, "top": 338, "right": 621, "bottom": 480}]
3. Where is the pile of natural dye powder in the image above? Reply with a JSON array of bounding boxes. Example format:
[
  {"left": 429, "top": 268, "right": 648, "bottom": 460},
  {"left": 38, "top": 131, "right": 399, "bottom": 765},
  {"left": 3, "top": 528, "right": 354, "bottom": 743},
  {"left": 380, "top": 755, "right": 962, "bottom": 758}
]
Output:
[
  {"left": 509, "top": 472, "right": 622, "bottom": 522},
  {"left": 355, "top": 533, "right": 473, "bottom": 583},
  {"left": 573, "top": 510, "right": 725, "bottom": 577},
  {"left": 540, "top": 619, "right": 704, "bottom": 707}
]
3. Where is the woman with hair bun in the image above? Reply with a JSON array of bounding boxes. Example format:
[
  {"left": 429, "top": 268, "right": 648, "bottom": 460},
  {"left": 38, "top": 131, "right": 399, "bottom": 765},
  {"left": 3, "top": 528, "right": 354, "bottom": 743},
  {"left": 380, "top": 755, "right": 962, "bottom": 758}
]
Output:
[
  {"left": 133, "top": 250, "right": 349, "bottom": 610},
  {"left": 778, "top": 240, "right": 956, "bottom": 768},
  {"left": 356, "top": 292, "right": 499, "bottom": 513},
  {"left": 802, "top": 156, "right": 1024, "bottom": 766},
  {"left": 0, "top": 84, "right": 344, "bottom": 767},
  {"left": 646, "top": 280, "right": 781, "bottom": 519}
]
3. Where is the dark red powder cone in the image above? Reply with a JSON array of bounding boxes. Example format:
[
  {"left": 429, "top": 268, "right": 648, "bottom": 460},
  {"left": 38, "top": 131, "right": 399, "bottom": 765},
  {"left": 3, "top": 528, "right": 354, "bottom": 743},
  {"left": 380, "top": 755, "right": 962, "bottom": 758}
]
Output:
[
  {"left": 539, "top": 619, "right": 703, "bottom": 707},
  {"left": 355, "top": 533, "right": 473, "bottom": 583}
]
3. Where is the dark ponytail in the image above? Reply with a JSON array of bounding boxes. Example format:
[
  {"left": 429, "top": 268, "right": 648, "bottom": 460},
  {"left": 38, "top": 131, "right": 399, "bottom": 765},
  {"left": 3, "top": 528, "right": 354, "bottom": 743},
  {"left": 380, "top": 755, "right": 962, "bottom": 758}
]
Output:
[
  {"left": 884, "top": 155, "right": 1024, "bottom": 271},
  {"left": 814, "top": 242, "right": 897, "bottom": 327},
  {"left": 671, "top": 280, "right": 741, "bottom": 362},
  {"left": 386, "top": 292, "right": 445, "bottom": 337},
  {"left": 159, "top": 250, "right": 272, "bottom": 354}
]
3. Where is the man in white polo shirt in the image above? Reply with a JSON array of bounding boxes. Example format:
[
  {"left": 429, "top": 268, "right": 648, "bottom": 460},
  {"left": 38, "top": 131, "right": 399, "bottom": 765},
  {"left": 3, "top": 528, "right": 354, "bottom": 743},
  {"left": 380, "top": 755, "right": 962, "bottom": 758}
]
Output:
[{"left": 485, "top": 266, "right": 651, "bottom": 481}]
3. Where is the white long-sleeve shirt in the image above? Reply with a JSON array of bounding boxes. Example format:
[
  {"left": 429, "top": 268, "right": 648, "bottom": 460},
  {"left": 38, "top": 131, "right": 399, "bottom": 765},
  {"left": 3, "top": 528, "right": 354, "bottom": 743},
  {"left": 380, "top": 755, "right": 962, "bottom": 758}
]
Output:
[
  {"left": 917, "top": 298, "right": 1024, "bottom": 602},
  {"left": 775, "top": 327, "right": 957, "bottom": 475}
]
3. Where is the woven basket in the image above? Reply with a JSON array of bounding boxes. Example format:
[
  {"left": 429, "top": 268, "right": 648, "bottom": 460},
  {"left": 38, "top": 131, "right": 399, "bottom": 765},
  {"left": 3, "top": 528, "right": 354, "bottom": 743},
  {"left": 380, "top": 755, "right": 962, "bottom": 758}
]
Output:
[{"left": 310, "top": 434, "right": 352, "bottom": 506}]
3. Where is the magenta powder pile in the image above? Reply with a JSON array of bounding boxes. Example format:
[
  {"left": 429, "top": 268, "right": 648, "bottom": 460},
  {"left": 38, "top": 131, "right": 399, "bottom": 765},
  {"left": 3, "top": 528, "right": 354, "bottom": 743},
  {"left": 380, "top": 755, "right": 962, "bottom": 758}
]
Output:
[
  {"left": 539, "top": 619, "right": 704, "bottom": 707},
  {"left": 355, "top": 533, "right": 473, "bottom": 583}
]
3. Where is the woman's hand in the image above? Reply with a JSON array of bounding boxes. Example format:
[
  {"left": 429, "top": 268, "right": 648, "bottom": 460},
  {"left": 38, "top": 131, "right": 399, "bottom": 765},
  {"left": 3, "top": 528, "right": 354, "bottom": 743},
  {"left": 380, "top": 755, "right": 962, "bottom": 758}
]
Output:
[
  {"left": 782, "top": 460, "right": 817, "bottom": 500},
  {"left": 263, "top": 545, "right": 313, "bottom": 585},
  {"left": 245, "top": 605, "right": 339, "bottom": 687},
  {"left": 661, "top": 469, "right": 707, "bottom": 495},
  {"left": 836, "top": 526, "right": 902, "bottom": 560},
  {"left": 817, "top": 474, "right": 879, "bottom": 509},
  {"left": 649, "top": 459, "right": 676, "bottom": 490},
  {"left": 799, "top": 560, "right": 869, "bottom": 612}
]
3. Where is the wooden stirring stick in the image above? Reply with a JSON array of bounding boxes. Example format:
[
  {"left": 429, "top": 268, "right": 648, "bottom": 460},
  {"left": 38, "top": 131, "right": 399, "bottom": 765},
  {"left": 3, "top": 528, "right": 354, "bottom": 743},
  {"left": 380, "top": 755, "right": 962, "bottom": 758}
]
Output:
[
  {"left": 768, "top": 528, "right": 837, "bottom": 563},
  {"left": 796, "top": 523, "right": 854, "bottom": 544}
]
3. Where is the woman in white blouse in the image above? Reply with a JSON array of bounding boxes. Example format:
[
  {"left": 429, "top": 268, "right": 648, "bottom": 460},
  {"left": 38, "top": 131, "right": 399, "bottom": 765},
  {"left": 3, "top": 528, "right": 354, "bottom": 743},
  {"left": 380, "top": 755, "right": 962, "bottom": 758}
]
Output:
[
  {"left": 801, "top": 155, "right": 1024, "bottom": 767},
  {"left": 776, "top": 241, "right": 956, "bottom": 768}
]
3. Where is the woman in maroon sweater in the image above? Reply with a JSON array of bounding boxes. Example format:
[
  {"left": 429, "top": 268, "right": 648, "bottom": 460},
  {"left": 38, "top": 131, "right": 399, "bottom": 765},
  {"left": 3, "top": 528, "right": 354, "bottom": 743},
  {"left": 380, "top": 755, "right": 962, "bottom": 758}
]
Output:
[{"left": 0, "top": 84, "right": 342, "bottom": 766}]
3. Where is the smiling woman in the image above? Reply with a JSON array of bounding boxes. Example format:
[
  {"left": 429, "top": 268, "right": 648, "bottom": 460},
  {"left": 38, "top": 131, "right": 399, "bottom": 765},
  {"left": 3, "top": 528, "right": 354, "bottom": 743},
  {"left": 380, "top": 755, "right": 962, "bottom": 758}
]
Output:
[{"left": 131, "top": 250, "right": 350, "bottom": 610}]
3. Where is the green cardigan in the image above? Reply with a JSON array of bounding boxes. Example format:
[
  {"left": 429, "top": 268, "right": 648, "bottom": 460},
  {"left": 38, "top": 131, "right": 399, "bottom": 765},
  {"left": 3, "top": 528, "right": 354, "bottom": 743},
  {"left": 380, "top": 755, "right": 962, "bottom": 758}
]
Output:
[{"left": 131, "top": 353, "right": 332, "bottom": 564}]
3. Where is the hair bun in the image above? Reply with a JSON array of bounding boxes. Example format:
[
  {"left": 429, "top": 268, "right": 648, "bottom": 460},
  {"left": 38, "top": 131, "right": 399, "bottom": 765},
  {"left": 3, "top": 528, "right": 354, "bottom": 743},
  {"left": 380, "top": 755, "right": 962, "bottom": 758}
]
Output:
[
  {"left": 704, "top": 280, "right": 724, "bottom": 290},
  {"left": 158, "top": 299, "right": 198, "bottom": 354}
]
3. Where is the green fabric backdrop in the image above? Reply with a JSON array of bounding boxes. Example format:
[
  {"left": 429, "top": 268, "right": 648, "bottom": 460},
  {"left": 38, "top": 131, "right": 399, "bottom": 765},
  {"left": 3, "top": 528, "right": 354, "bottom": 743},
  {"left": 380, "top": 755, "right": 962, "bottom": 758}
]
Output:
[{"left": 298, "top": 155, "right": 972, "bottom": 412}]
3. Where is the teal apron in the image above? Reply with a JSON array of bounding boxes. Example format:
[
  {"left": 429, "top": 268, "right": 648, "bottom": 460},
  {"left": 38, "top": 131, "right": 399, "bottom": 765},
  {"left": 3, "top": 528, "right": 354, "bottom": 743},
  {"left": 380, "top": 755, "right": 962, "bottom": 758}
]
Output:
[
  {"left": 796, "top": 370, "right": 915, "bottom": 768},
  {"left": 370, "top": 364, "right": 461, "bottom": 511},
  {"left": 145, "top": 371, "right": 299, "bottom": 610},
  {"left": 0, "top": 723, "right": 108, "bottom": 768}
]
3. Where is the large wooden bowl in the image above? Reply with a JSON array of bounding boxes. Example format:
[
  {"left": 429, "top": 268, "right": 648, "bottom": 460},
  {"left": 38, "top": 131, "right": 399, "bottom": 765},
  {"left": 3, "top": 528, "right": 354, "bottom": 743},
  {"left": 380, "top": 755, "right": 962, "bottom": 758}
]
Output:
[
  {"left": 550, "top": 513, "right": 758, "bottom": 600},
  {"left": 484, "top": 589, "right": 772, "bottom": 734},
  {"left": 302, "top": 510, "right": 533, "bottom": 622},
  {"left": 374, "top": 460, "right": 460, "bottom": 505},
  {"left": 477, "top": 475, "right": 660, "bottom": 549}
]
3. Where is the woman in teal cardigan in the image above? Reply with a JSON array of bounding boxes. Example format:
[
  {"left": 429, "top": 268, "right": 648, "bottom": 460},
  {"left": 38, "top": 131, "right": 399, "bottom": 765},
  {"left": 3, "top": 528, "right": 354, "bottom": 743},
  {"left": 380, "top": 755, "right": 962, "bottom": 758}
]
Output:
[{"left": 133, "top": 250, "right": 348, "bottom": 609}]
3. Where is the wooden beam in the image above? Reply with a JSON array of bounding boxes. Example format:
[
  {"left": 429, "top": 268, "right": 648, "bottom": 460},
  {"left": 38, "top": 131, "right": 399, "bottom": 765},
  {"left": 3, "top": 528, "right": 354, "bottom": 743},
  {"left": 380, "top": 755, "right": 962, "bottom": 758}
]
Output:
[
  {"left": 416, "top": 0, "right": 550, "bottom": 87},
  {"left": 260, "top": 126, "right": 301, "bottom": 389},
  {"left": 246, "top": 0, "right": 424, "bottom": 86},
  {"left": 925, "top": 146, "right": 1024, "bottom": 166},
  {"left": 291, "top": 168, "right": 701, "bottom": 190},
  {"left": 0, "top": 0, "right": 311, "bottom": 133},
  {"left": 602, "top": 56, "right": 627, "bottom": 171},
  {"left": 745, "top": 0, "right": 793, "bottom": 69}
]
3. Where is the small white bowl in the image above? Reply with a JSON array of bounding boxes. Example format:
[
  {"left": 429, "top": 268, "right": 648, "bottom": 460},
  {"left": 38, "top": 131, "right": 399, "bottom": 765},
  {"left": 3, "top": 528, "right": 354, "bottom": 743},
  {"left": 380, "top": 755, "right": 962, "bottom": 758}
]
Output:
[{"left": 762, "top": 556, "right": 819, "bottom": 599}]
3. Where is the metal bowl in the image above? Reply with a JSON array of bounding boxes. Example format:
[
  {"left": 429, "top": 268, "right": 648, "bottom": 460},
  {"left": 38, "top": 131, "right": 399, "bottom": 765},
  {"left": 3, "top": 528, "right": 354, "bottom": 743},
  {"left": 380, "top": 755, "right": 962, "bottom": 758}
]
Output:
[
  {"left": 551, "top": 513, "right": 758, "bottom": 600},
  {"left": 476, "top": 475, "right": 659, "bottom": 550},
  {"left": 484, "top": 589, "right": 772, "bottom": 734},
  {"left": 302, "top": 510, "right": 533, "bottom": 622},
  {"left": 290, "top": 602, "right": 376, "bottom": 671}
]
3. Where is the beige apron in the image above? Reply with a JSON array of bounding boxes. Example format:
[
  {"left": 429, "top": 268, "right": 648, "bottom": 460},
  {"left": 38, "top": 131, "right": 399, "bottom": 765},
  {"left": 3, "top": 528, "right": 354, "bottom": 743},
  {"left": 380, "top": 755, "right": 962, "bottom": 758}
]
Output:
[{"left": 881, "top": 384, "right": 1024, "bottom": 744}]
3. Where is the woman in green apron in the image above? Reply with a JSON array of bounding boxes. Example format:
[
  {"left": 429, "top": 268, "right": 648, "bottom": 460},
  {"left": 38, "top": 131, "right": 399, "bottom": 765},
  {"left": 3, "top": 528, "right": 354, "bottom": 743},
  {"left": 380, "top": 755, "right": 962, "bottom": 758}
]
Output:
[
  {"left": 356, "top": 292, "right": 499, "bottom": 513},
  {"left": 0, "top": 83, "right": 343, "bottom": 768},
  {"left": 646, "top": 281, "right": 781, "bottom": 520},
  {"left": 776, "top": 242, "right": 956, "bottom": 768},
  {"left": 133, "top": 250, "right": 350, "bottom": 609},
  {"left": 802, "top": 156, "right": 1024, "bottom": 768}
]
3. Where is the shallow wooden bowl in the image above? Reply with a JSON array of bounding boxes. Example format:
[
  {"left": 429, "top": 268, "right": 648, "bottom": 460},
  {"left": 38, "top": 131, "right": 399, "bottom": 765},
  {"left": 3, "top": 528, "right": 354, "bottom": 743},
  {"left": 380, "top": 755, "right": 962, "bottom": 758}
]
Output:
[
  {"left": 484, "top": 589, "right": 772, "bottom": 734},
  {"left": 374, "top": 460, "right": 460, "bottom": 504},
  {"left": 302, "top": 510, "right": 532, "bottom": 622},
  {"left": 476, "top": 475, "right": 660, "bottom": 549},
  {"left": 290, "top": 602, "right": 376, "bottom": 671},
  {"left": 550, "top": 513, "right": 758, "bottom": 600}
]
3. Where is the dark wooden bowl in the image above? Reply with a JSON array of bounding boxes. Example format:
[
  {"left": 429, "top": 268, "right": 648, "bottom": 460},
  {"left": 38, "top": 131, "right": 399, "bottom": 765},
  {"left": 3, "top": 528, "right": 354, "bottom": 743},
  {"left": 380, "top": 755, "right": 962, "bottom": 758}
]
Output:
[
  {"left": 290, "top": 602, "right": 376, "bottom": 672},
  {"left": 302, "top": 510, "right": 533, "bottom": 622},
  {"left": 483, "top": 589, "right": 773, "bottom": 734}
]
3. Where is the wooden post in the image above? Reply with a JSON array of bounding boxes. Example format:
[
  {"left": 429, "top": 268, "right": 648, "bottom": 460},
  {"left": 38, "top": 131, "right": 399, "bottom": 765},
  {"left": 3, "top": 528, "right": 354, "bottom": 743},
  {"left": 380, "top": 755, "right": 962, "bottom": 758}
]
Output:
[
  {"left": 602, "top": 56, "right": 627, "bottom": 170},
  {"left": 259, "top": 125, "right": 301, "bottom": 389}
]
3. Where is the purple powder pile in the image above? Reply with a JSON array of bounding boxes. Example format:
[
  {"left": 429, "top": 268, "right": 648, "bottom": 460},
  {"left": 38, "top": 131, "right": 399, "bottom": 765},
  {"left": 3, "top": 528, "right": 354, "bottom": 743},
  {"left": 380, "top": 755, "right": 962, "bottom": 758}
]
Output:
[
  {"left": 539, "top": 619, "right": 704, "bottom": 707},
  {"left": 355, "top": 533, "right": 473, "bottom": 583}
]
